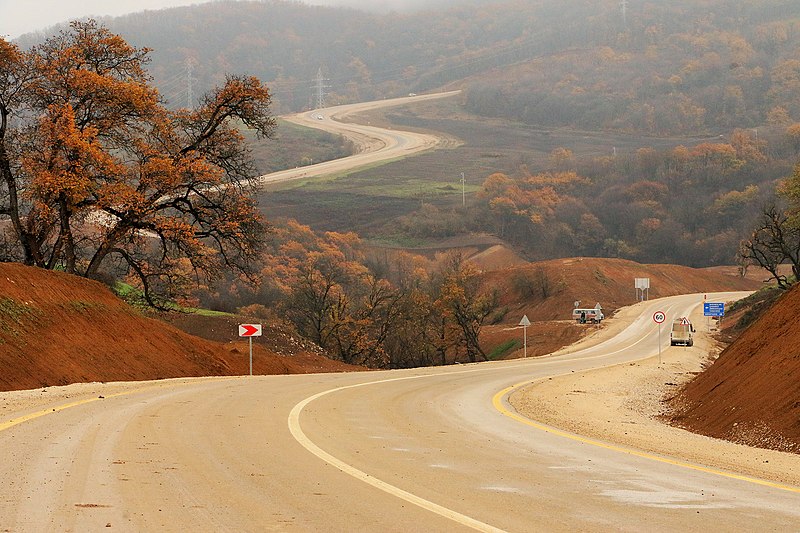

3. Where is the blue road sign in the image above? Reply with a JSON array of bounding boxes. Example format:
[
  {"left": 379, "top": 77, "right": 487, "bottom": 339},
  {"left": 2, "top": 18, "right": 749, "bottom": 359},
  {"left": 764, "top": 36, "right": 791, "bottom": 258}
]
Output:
[{"left": 703, "top": 302, "right": 725, "bottom": 317}]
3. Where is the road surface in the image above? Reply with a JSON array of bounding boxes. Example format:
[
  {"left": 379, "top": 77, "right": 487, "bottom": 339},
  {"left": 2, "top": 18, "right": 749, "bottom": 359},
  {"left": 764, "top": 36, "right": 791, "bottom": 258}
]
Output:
[
  {"left": 1, "top": 292, "right": 798, "bottom": 531},
  {"left": 254, "top": 91, "right": 461, "bottom": 187}
]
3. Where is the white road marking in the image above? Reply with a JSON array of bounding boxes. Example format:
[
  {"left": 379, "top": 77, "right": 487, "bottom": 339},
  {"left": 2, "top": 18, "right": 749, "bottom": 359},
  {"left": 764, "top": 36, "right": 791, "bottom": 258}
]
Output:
[{"left": 287, "top": 375, "right": 507, "bottom": 533}]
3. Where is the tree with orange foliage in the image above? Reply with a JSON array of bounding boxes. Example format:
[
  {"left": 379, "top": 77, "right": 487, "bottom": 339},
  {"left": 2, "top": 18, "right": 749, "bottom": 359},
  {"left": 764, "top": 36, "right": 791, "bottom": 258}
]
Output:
[
  {"left": 431, "top": 253, "right": 497, "bottom": 363},
  {"left": 0, "top": 21, "right": 274, "bottom": 305},
  {"left": 259, "top": 220, "right": 401, "bottom": 366}
]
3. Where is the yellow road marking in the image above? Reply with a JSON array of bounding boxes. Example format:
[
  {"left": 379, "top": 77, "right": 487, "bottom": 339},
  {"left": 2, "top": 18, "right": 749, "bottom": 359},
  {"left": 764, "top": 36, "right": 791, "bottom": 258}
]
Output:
[
  {"left": 0, "top": 379, "right": 234, "bottom": 433},
  {"left": 492, "top": 383, "right": 800, "bottom": 494},
  {"left": 0, "top": 396, "right": 102, "bottom": 432}
]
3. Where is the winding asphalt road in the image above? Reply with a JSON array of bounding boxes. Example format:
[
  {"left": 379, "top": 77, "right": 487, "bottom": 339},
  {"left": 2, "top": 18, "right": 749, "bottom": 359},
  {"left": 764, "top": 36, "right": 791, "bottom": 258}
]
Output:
[
  {"left": 253, "top": 91, "right": 461, "bottom": 187},
  {"left": 2, "top": 292, "right": 798, "bottom": 531}
]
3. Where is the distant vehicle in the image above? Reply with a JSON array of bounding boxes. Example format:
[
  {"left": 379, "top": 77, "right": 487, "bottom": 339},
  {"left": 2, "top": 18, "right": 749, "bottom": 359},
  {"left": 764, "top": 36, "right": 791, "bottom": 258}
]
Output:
[
  {"left": 408, "top": 93, "right": 417, "bottom": 97},
  {"left": 572, "top": 305, "right": 604, "bottom": 324},
  {"left": 314, "top": 114, "right": 324, "bottom": 120},
  {"left": 670, "top": 317, "right": 695, "bottom": 346}
]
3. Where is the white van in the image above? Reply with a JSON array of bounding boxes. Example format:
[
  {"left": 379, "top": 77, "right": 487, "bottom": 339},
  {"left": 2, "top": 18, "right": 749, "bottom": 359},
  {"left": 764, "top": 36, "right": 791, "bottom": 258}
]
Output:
[{"left": 572, "top": 307, "right": 604, "bottom": 323}]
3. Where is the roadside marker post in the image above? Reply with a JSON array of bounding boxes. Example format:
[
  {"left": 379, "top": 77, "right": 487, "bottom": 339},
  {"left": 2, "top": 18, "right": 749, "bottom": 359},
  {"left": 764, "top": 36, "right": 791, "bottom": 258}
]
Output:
[
  {"left": 238, "top": 324, "right": 263, "bottom": 375},
  {"left": 519, "top": 315, "right": 531, "bottom": 358},
  {"left": 652, "top": 311, "right": 666, "bottom": 364}
]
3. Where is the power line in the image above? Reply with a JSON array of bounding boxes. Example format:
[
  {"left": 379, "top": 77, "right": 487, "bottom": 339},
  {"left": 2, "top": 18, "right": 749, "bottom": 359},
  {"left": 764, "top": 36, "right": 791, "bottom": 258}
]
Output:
[
  {"left": 620, "top": 0, "right": 628, "bottom": 28},
  {"left": 186, "top": 58, "right": 198, "bottom": 109}
]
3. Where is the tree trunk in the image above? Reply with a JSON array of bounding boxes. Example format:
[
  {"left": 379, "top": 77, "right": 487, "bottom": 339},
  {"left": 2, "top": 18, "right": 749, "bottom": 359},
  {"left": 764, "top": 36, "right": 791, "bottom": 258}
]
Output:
[{"left": 58, "top": 195, "right": 76, "bottom": 274}]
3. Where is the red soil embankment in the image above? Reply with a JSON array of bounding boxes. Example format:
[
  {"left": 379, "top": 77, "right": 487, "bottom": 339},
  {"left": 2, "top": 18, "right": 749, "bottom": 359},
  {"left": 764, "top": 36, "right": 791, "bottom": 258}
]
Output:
[
  {"left": 0, "top": 263, "right": 358, "bottom": 392},
  {"left": 671, "top": 283, "right": 800, "bottom": 453}
]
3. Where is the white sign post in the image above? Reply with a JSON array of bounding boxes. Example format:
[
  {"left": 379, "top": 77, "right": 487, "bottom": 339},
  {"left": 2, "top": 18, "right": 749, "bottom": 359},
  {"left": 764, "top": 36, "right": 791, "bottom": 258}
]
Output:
[
  {"left": 519, "top": 315, "right": 531, "bottom": 358},
  {"left": 238, "top": 324, "right": 263, "bottom": 376},
  {"left": 635, "top": 278, "right": 650, "bottom": 301},
  {"left": 652, "top": 311, "right": 666, "bottom": 364}
]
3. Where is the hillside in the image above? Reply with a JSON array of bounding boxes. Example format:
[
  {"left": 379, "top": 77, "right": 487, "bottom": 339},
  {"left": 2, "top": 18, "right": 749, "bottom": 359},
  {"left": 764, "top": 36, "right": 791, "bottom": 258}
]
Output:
[
  {"left": 481, "top": 256, "right": 760, "bottom": 324},
  {"left": 670, "top": 282, "right": 800, "bottom": 453},
  {"left": 15, "top": 0, "right": 800, "bottom": 133},
  {"left": 0, "top": 256, "right": 761, "bottom": 391},
  {"left": 471, "top": 255, "right": 761, "bottom": 359},
  {"left": 0, "top": 263, "right": 359, "bottom": 392}
]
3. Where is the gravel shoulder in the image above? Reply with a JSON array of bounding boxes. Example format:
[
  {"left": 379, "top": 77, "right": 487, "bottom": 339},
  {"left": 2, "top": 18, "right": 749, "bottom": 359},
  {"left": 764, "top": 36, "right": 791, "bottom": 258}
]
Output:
[{"left": 510, "top": 303, "right": 800, "bottom": 487}]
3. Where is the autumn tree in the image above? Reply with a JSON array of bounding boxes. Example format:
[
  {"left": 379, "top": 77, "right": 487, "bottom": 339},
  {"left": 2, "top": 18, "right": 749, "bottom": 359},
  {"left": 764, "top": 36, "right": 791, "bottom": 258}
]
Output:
[
  {"left": 786, "top": 123, "right": 800, "bottom": 154},
  {"left": 432, "top": 253, "right": 498, "bottom": 363},
  {"left": 0, "top": 21, "right": 274, "bottom": 304},
  {"left": 257, "top": 221, "right": 402, "bottom": 366}
]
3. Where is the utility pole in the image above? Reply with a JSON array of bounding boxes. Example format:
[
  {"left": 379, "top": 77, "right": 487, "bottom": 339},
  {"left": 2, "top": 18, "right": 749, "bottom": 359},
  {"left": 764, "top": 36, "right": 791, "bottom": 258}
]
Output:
[
  {"left": 460, "top": 172, "right": 466, "bottom": 207},
  {"left": 314, "top": 67, "right": 331, "bottom": 109}
]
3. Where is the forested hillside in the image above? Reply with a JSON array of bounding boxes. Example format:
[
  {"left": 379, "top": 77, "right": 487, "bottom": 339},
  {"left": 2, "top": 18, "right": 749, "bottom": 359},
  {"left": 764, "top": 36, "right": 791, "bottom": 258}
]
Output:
[
  {"left": 9, "top": 1, "right": 800, "bottom": 287},
  {"left": 16, "top": 0, "right": 800, "bottom": 134},
  {"left": 464, "top": 1, "right": 800, "bottom": 134}
]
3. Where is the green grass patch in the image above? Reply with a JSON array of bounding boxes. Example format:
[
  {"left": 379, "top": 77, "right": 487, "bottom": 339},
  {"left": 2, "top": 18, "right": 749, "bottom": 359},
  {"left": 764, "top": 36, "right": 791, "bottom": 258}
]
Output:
[
  {"left": 177, "top": 306, "right": 235, "bottom": 317},
  {"left": 67, "top": 301, "right": 107, "bottom": 312},
  {"left": 727, "top": 283, "right": 786, "bottom": 332},
  {"left": 487, "top": 339, "right": 520, "bottom": 360},
  {"left": 0, "top": 297, "right": 41, "bottom": 336},
  {"left": 0, "top": 297, "right": 38, "bottom": 322},
  {"left": 113, "top": 282, "right": 233, "bottom": 317}
]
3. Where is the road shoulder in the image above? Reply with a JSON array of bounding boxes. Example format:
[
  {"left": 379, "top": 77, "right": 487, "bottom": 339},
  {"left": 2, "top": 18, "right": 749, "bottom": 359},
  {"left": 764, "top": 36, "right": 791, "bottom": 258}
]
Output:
[{"left": 509, "top": 304, "right": 800, "bottom": 487}]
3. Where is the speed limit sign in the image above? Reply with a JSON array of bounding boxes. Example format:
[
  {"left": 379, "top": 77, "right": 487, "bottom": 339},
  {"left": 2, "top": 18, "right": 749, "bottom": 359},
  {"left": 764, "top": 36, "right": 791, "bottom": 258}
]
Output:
[{"left": 653, "top": 311, "right": 666, "bottom": 324}]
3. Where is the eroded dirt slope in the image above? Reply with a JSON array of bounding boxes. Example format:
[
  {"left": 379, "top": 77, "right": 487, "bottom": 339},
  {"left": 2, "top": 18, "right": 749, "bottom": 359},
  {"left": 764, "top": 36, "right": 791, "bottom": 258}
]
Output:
[
  {"left": 0, "top": 263, "right": 358, "bottom": 392},
  {"left": 478, "top": 257, "right": 761, "bottom": 359},
  {"left": 670, "top": 283, "right": 800, "bottom": 453},
  {"left": 483, "top": 256, "right": 761, "bottom": 323}
]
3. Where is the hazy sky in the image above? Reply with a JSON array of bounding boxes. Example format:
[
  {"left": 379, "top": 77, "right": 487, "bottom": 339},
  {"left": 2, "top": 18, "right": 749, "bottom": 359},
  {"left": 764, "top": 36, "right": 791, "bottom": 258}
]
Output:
[{"left": 0, "top": 0, "right": 432, "bottom": 40}]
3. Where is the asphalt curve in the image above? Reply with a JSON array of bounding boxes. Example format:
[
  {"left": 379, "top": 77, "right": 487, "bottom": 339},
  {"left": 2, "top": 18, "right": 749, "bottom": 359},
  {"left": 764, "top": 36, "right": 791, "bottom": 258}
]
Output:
[
  {"left": 1, "top": 292, "right": 798, "bottom": 531},
  {"left": 254, "top": 91, "right": 461, "bottom": 187}
]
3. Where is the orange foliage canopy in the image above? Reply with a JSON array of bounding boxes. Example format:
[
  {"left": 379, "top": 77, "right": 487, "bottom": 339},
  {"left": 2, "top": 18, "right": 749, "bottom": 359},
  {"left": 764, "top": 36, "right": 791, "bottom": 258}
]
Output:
[{"left": 0, "top": 21, "right": 275, "bottom": 305}]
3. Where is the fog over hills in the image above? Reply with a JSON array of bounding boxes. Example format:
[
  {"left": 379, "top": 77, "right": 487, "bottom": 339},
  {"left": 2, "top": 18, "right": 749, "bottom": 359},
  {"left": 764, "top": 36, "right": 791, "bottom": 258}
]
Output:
[
  {"left": 305, "top": 0, "right": 483, "bottom": 12},
  {"left": 14, "top": 0, "right": 800, "bottom": 136}
]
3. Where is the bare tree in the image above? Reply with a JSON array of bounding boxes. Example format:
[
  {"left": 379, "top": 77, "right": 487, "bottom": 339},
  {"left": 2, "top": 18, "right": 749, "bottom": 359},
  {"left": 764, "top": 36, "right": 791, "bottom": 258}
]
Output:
[{"left": 739, "top": 205, "right": 800, "bottom": 289}]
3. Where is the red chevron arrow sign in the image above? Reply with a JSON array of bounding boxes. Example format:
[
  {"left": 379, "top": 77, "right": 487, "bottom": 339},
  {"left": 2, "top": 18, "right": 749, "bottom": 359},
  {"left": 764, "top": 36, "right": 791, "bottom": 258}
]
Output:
[{"left": 238, "top": 324, "right": 263, "bottom": 337}]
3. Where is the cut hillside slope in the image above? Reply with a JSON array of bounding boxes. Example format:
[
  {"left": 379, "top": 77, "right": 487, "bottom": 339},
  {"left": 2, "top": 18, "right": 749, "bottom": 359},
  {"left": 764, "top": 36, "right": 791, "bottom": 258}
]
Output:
[
  {"left": 478, "top": 257, "right": 761, "bottom": 359},
  {"left": 670, "top": 283, "right": 800, "bottom": 453},
  {"left": 0, "top": 263, "right": 358, "bottom": 392},
  {"left": 483, "top": 257, "right": 761, "bottom": 324}
]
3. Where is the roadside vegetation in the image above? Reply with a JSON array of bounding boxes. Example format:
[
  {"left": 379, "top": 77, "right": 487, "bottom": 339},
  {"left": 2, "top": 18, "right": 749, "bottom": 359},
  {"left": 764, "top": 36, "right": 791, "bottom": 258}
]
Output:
[
  {"left": 195, "top": 219, "right": 499, "bottom": 368},
  {"left": 5, "top": 6, "right": 800, "bottom": 372},
  {"left": 1, "top": 21, "right": 274, "bottom": 307},
  {"left": 261, "top": 103, "right": 800, "bottom": 270}
]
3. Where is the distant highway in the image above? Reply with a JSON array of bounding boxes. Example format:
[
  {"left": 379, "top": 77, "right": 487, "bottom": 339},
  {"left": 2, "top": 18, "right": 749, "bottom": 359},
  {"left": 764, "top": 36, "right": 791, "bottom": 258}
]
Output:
[
  {"left": 253, "top": 91, "right": 461, "bottom": 187},
  {"left": 2, "top": 292, "right": 798, "bottom": 531}
]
